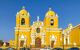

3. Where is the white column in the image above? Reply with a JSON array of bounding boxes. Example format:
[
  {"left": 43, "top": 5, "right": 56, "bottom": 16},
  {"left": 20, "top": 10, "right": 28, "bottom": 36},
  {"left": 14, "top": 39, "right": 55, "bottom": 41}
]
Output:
[
  {"left": 31, "top": 34, "right": 35, "bottom": 45},
  {"left": 63, "top": 31, "right": 66, "bottom": 45},
  {"left": 64, "top": 36, "right": 66, "bottom": 45},
  {"left": 41, "top": 33, "right": 45, "bottom": 45},
  {"left": 68, "top": 35, "right": 70, "bottom": 45},
  {"left": 42, "top": 35, "right": 45, "bottom": 44}
]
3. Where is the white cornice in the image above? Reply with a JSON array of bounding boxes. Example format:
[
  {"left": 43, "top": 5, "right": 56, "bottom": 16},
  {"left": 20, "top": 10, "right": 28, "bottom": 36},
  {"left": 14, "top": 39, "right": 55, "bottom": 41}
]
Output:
[
  {"left": 14, "top": 27, "right": 30, "bottom": 29},
  {"left": 46, "top": 28, "right": 62, "bottom": 32},
  {"left": 46, "top": 28, "right": 62, "bottom": 31},
  {"left": 14, "top": 27, "right": 30, "bottom": 32},
  {"left": 15, "top": 29, "right": 30, "bottom": 32}
]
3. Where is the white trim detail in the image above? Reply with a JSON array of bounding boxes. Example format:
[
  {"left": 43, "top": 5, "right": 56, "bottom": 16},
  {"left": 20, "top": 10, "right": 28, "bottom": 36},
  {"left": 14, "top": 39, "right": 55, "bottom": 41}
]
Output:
[
  {"left": 21, "top": 34, "right": 25, "bottom": 39},
  {"left": 64, "top": 36, "right": 66, "bottom": 45},
  {"left": 46, "top": 28, "right": 62, "bottom": 31},
  {"left": 41, "top": 33, "right": 45, "bottom": 45},
  {"left": 31, "top": 34, "right": 35, "bottom": 45},
  {"left": 19, "top": 34, "right": 27, "bottom": 47},
  {"left": 50, "top": 35, "right": 56, "bottom": 45},
  {"left": 68, "top": 35, "right": 70, "bottom": 45}
]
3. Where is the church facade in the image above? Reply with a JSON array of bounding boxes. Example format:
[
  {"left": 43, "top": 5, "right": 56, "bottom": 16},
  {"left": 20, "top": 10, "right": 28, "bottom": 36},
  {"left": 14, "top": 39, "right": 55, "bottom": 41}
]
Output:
[
  {"left": 9, "top": 7, "right": 63, "bottom": 48},
  {"left": 9, "top": 7, "right": 80, "bottom": 49}
]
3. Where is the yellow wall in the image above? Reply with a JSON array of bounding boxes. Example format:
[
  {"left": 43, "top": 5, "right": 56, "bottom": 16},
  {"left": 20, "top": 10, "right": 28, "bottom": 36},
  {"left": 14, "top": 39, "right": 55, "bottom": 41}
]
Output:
[
  {"left": 69, "top": 26, "right": 80, "bottom": 46},
  {"left": 44, "top": 8, "right": 62, "bottom": 48},
  {"left": 45, "top": 29, "right": 62, "bottom": 48}
]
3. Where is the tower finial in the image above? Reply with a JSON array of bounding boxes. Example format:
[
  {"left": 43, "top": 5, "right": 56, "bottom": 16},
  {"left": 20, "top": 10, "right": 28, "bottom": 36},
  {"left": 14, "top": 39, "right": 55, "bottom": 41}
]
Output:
[
  {"left": 49, "top": 8, "right": 52, "bottom": 11},
  {"left": 22, "top": 6, "right": 25, "bottom": 9},
  {"left": 37, "top": 16, "right": 39, "bottom": 22}
]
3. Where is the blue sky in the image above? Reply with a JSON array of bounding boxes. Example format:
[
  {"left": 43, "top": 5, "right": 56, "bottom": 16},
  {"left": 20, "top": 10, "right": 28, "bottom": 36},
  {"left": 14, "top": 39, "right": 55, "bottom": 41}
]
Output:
[{"left": 0, "top": 0, "right": 80, "bottom": 42}]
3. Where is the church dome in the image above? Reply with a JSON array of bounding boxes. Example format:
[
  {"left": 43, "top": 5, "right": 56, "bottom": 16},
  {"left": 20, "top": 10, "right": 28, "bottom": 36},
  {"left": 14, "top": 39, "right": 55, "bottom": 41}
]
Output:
[
  {"left": 19, "top": 6, "right": 28, "bottom": 15},
  {"left": 45, "top": 8, "right": 55, "bottom": 17}
]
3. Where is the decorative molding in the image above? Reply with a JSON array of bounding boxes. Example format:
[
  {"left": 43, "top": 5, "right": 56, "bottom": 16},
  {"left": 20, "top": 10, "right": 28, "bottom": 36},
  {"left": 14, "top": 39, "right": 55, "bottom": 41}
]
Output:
[
  {"left": 50, "top": 35, "right": 57, "bottom": 45},
  {"left": 31, "top": 34, "right": 35, "bottom": 45},
  {"left": 15, "top": 29, "right": 30, "bottom": 32},
  {"left": 16, "top": 24, "right": 29, "bottom": 26},
  {"left": 46, "top": 28, "right": 62, "bottom": 32},
  {"left": 14, "top": 27, "right": 30, "bottom": 29},
  {"left": 41, "top": 33, "right": 45, "bottom": 44}
]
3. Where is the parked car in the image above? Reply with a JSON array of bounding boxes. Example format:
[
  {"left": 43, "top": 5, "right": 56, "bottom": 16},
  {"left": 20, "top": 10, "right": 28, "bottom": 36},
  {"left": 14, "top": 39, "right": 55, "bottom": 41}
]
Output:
[
  {"left": 53, "top": 48, "right": 63, "bottom": 50},
  {"left": 20, "top": 47, "right": 30, "bottom": 50},
  {"left": 68, "top": 47, "right": 79, "bottom": 50},
  {"left": 0, "top": 48, "right": 2, "bottom": 50},
  {"left": 7, "top": 47, "right": 16, "bottom": 50}
]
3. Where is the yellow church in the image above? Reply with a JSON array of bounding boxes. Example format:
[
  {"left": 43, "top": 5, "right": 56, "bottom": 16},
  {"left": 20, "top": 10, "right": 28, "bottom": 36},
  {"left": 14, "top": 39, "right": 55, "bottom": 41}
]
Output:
[
  {"left": 9, "top": 7, "right": 62, "bottom": 48},
  {"left": 9, "top": 6, "right": 80, "bottom": 49}
]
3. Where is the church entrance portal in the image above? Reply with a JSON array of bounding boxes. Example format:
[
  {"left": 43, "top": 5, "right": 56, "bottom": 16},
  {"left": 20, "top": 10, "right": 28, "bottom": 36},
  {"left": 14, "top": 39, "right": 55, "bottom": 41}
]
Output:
[
  {"left": 51, "top": 41, "right": 55, "bottom": 48},
  {"left": 20, "top": 40, "right": 24, "bottom": 47},
  {"left": 35, "top": 37, "right": 41, "bottom": 48}
]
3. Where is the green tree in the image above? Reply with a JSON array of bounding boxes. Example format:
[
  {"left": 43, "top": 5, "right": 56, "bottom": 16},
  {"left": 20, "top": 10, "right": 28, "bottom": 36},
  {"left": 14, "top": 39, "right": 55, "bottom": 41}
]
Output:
[{"left": 0, "top": 40, "right": 3, "bottom": 47}]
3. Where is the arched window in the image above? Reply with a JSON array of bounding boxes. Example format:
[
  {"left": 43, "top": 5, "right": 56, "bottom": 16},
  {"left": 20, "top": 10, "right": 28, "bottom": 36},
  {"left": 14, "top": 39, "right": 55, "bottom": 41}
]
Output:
[
  {"left": 36, "top": 28, "right": 40, "bottom": 33},
  {"left": 21, "top": 18, "right": 25, "bottom": 25},
  {"left": 50, "top": 19, "right": 54, "bottom": 26}
]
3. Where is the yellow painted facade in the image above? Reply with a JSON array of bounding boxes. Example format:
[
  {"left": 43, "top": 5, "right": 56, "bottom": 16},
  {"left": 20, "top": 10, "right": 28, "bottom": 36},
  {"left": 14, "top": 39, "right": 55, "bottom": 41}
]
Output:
[
  {"left": 9, "top": 7, "right": 63, "bottom": 48},
  {"left": 69, "top": 25, "right": 80, "bottom": 46},
  {"left": 9, "top": 7, "right": 80, "bottom": 49},
  {"left": 63, "top": 24, "right": 80, "bottom": 49}
]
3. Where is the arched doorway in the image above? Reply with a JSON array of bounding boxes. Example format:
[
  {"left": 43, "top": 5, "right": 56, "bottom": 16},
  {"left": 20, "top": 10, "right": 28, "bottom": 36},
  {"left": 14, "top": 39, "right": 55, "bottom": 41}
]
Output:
[
  {"left": 20, "top": 40, "right": 24, "bottom": 47},
  {"left": 35, "top": 37, "right": 41, "bottom": 48},
  {"left": 51, "top": 41, "right": 55, "bottom": 48},
  {"left": 50, "top": 35, "right": 56, "bottom": 48}
]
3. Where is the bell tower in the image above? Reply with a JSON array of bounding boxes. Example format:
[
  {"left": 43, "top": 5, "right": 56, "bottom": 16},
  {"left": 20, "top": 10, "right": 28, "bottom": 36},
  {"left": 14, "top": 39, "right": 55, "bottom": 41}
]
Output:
[
  {"left": 44, "top": 8, "right": 58, "bottom": 28},
  {"left": 16, "top": 6, "right": 30, "bottom": 27},
  {"left": 15, "top": 6, "right": 30, "bottom": 48}
]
